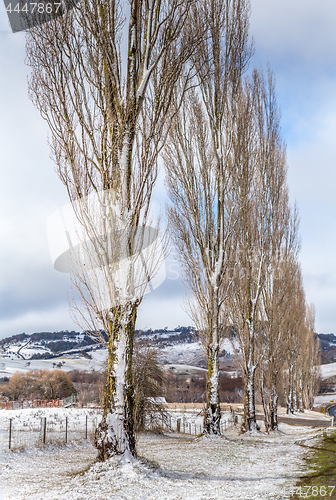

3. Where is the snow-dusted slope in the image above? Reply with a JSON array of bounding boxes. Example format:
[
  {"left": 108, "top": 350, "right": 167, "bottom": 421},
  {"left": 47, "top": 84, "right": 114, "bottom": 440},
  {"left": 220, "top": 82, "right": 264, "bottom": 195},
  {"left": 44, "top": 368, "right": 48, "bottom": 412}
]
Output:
[
  {"left": 320, "top": 362, "right": 336, "bottom": 379},
  {"left": 0, "top": 328, "right": 239, "bottom": 378},
  {"left": 5, "top": 328, "right": 335, "bottom": 381},
  {"left": 0, "top": 349, "right": 107, "bottom": 377},
  {"left": 157, "top": 338, "right": 235, "bottom": 366},
  {"left": 0, "top": 421, "right": 324, "bottom": 500}
]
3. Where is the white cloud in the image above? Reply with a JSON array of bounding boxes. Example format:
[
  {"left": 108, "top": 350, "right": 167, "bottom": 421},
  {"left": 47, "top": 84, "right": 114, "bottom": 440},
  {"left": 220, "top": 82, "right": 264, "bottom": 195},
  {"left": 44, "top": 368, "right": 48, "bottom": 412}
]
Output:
[
  {"left": 250, "top": 0, "right": 336, "bottom": 66},
  {"left": 250, "top": 0, "right": 336, "bottom": 333},
  {"left": 0, "top": 304, "right": 78, "bottom": 337}
]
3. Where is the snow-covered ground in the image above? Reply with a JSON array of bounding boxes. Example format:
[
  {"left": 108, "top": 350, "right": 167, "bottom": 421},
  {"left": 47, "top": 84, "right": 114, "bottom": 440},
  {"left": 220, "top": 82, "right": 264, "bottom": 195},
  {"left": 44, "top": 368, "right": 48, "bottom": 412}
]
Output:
[
  {"left": 0, "top": 349, "right": 108, "bottom": 377},
  {"left": 0, "top": 408, "right": 103, "bottom": 453},
  {"left": 0, "top": 408, "right": 234, "bottom": 454},
  {"left": 320, "top": 362, "right": 336, "bottom": 379},
  {"left": 157, "top": 338, "right": 236, "bottom": 366},
  {"left": 0, "top": 422, "right": 325, "bottom": 500},
  {"left": 313, "top": 394, "right": 336, "bottom": 406}
]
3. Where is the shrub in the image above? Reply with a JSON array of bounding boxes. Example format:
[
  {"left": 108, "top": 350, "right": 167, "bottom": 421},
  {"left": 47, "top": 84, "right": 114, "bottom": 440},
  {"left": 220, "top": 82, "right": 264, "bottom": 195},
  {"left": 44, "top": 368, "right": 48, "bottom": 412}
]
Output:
[
  {"left": 0, "top": 369, "right": 76, "bottom": 400},
  {"left": 132, "top": 344, "right": 167, "bottom": 431}
]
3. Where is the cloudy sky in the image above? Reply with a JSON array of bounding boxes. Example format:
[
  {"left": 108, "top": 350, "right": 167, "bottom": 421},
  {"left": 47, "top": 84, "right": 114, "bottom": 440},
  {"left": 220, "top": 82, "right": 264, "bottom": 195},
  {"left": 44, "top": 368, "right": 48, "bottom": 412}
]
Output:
[{"left": 0, "top": 0, "right": 335, "bottom": 338}]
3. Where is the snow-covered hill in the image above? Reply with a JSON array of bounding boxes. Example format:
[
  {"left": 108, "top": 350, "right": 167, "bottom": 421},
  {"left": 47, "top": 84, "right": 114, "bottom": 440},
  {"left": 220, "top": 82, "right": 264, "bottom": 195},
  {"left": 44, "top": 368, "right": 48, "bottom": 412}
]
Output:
[
  {"left": 0, "top": 327, "right": 239, "bottom": 379},
  {"left": 2, "top": 328, "right": 335, "bottom": 381},
  {"left": 0, "top": 331, "right": 100, "bottom": 361}
]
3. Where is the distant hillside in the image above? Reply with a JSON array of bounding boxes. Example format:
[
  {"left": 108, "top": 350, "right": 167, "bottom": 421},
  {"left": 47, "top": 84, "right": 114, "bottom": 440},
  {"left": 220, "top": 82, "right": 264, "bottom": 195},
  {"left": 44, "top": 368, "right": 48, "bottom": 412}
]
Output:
[
  {"left": 2, "top": 328, "right": 332, "bottom": 367},
  {"left": 317, "top": 333, "right": 336, "bottom": 364},
  {"left": 0, "top": 327, "right": 200, "bottom": 361},
  {"left": 0, "top": 326, "right": 236, "bottom": 369},
  {"left": 0, "top": 330, "right": 103, "bottom": 361}
]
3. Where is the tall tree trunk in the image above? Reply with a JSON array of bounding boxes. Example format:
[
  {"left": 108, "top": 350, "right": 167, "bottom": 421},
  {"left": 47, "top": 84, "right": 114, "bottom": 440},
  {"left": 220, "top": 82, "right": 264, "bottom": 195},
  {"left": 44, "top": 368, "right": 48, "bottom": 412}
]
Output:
[
  {"left": 95, "top": 302, "right": 137, "bottom": 460},
  {"left": 243, "top": 323, "right": 258, "bottom": 432},
  {"left": 244, "top": 363, "right": 258, "bottom": 432},
  {"left": 299, "top": 371, "right": 304, "bottom": 412},
  {"left": 204, "top": 303, "right": 221, "bottom": 435},
  {"left": 287, "top": 361, "right": 294, "bottom": 414},
  {"left": 260, "top": 366, "right": 270, "bottom": 432},
  {"left": 293, "top": 360, "right": 298, "bottom": 412},
  {"left": 269, "top": 379, "right": 279, "bottom": 431}
]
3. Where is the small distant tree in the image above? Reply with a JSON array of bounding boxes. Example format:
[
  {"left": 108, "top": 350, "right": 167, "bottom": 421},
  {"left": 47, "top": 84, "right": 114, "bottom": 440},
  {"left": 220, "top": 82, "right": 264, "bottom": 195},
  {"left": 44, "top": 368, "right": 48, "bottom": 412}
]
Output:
[
  {"left": 68, "top": 369, "right": 102, "bottom": 407},
  {"left": 0, "top": 372, "right": 27, "bottom": 401},
  {"left": 297, "top": 305, "right": 321, "bottom": 411},
  {"left": 41, "top": 369, "right": 76, "bottom": 399},
  {"left": 132, "top": 343, "right": 167, "bottom": 432},
  {"left": 282, "top": 261, "right": 305, "bottom": 414},
  {"left": 0, "top": 370, "right": 75, "bottom": 400}
]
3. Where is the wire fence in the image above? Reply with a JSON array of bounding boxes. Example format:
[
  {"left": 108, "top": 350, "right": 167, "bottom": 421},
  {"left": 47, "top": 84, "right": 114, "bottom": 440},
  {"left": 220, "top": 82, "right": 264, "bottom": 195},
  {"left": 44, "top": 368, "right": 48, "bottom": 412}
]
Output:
[
  {"left": 0, "top": 410, "right": 103, "bottom": 452},
  {"left": 146, "top": 411, "right": 237, "bottom": 435},
  {"left": 0, "top": 409, "right": 236, "bottom": 452}
]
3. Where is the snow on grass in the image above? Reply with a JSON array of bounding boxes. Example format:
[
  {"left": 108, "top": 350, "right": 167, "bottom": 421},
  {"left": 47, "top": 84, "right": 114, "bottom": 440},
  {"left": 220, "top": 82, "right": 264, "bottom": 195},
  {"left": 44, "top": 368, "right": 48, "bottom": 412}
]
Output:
[
  {"left": 157, "top": 338, "right": 236, "bottom": 367},
  {"left": 157, "top": 342, "right": 204, "bottom": 365},
  {"left": 0, "top": 422, "right": 323, "bottom": 500},
  {"left": 0, "top": 408, "right": 103, "bottom": 453},
  {"left": 313, "top": 394, "right": 336, "bottom": 407},
  {"left": 0, "top": 353, "right": 106, "bottom": 377},
  {"left": 320, "top": 362, "right": 336, "bottom": 380}
]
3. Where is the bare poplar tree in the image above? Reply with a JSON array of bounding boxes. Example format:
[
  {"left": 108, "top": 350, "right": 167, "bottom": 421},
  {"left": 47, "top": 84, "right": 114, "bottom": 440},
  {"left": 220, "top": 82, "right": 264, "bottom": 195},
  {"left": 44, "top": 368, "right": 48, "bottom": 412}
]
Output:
[
  {"left": 282, "top": 289, "right": 320, "bottom": 415},
  {"left": 297, "top": 304, "right": 321, "bottom": 411},
  {"left": 229, "top": 69, "right": 288, "bottom": 432},
  {"left": 26, "top": 0, "right": 196, "bottom": 459},
  {"left": 164, "top": 0, "right": 253, "bottom": 435},
  {"left": 282, "top": 260, "right": 306, "bottom": 414},
  {"left": 260, "top": 206, "right": 301, "bottom": 431}
]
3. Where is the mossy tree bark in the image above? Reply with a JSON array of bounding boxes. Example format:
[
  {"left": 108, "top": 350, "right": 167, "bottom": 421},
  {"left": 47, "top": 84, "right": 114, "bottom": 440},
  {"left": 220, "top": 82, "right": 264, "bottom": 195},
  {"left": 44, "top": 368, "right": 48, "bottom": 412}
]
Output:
[
  {"left": 269, "top": 371, "right": 279, "bottom": 431},
  {"left": 204, "top": 308, "right": 221, "bottom": 435},
  {"left": 241, "top": 313, "right": 259, "bottom": 433},
  {"left": 260, "top": 365, "right": 270, "bottom": 432},
  {"left": 243, "top": 361, "right": 258, "bottom": 432},
  {"left": 95, "top": 302, "right": 138, "bottom": 460}
]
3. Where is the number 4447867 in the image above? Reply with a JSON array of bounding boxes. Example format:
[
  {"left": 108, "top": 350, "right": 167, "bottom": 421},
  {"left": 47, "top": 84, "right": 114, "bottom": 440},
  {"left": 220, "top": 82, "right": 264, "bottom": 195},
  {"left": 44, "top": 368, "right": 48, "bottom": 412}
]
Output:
[{"left": 6, "top": 3, "right": 62, "bottom": 14}]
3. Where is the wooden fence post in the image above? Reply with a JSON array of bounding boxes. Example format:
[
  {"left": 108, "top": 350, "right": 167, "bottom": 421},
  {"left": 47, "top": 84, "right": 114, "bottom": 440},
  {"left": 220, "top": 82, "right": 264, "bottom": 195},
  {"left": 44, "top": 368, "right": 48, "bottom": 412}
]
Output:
[
  {"left": 85, "top": 415, "right": 88, "bottom": 440},
  {"left": 41, "top": 417, "right": 46, "bottom": 445},
  {"left": 65, "top": 416, "right": 68, "bottom": 444},
  {"left": 9, "top": 419, "right": 12, "bottom": 450}
]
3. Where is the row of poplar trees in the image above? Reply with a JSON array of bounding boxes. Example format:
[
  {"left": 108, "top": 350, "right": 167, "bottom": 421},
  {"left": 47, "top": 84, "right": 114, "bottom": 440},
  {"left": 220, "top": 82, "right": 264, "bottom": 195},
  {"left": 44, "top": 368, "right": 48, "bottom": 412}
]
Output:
[
  {"left": 25, "top": 0, "right": 320, "bottom": 460},
  {"left": 163, "top": 3, "right": 320, "bottom": 435}
]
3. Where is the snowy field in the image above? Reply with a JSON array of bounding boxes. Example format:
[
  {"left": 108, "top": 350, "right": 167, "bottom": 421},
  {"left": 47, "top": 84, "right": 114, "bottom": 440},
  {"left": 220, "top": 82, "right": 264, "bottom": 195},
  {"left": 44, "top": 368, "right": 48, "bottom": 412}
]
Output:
[
  {"left": 157, "top": 338, "right": 236, "bottom": 366},
  {"left": 0, "top": 412, "right": 327, "bottom": 500},
  {"left": 320, "top": 362, "right": 336, "bottom": 379},
  {"left": 0, "top": 338, "right": 238, "bottom": 378},
  {"left": 0, "top": 349, "right": 108, "bottom": 377},
  {"left": 0, "top": 408, "right": 104, "bottom": 452},
  {"left": 313, "top": 394, "right": 336, "bottom": 406}
]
